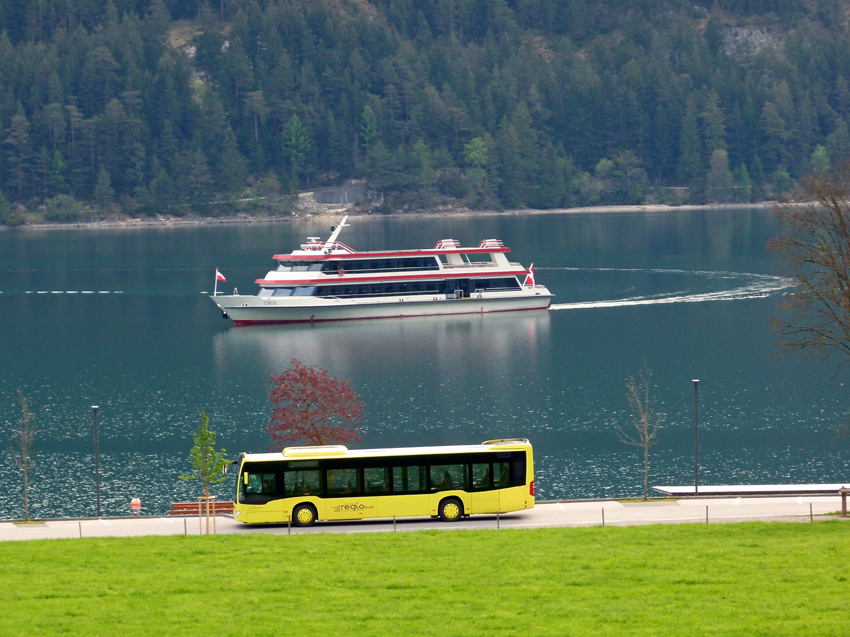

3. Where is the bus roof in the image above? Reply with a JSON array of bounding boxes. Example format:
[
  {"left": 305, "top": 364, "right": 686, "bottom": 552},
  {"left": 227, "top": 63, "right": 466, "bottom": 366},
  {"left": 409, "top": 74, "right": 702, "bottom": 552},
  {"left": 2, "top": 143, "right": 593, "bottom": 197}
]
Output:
[{"left": 240, "top": 439, "right": 531, "bottom": 463}]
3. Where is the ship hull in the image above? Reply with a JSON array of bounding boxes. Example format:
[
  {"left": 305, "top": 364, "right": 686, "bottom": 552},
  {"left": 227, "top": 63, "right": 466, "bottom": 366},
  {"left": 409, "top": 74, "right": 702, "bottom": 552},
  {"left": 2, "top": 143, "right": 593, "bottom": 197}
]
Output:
[{"left": 211, "top": 291, "right": 552, "bottom": 325}]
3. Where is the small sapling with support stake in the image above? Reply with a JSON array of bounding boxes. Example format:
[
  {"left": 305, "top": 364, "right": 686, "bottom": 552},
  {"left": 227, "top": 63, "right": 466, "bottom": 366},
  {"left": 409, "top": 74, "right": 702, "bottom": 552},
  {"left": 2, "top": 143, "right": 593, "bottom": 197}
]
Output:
[{"left": 180, "top": 411, "right": 229, "bottom": 535}]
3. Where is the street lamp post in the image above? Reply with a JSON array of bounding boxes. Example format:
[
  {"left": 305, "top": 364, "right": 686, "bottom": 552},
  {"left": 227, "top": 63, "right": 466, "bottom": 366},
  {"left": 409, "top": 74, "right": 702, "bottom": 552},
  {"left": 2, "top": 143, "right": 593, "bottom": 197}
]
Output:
[
  {"left": 93, "top": 405, "right": 100, "bottom": 517},
  {"left": 692, "top": 380, "right": 699, "bottom": 496}
]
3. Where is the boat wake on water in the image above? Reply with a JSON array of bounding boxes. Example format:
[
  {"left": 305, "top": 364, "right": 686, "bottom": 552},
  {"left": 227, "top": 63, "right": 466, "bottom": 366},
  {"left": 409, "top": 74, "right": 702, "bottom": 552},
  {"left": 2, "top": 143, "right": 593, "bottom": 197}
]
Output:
[{"left": 542, "top": 268, "right": 793, "bottom": 311}]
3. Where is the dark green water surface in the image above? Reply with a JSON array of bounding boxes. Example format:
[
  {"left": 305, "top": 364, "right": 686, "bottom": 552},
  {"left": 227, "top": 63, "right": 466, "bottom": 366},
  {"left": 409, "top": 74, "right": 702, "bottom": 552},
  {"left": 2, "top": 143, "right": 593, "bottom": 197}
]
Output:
[{"left": 1, "top": 210, "right": 846, "bottom": 518}]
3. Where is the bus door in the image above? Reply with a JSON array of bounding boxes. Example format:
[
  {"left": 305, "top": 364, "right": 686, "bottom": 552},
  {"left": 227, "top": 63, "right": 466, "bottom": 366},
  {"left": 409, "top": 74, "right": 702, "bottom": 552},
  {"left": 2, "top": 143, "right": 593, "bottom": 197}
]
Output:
[
  {"left": 378, "top": 465, "right": 429, "bottom": 518},
  {"left": 324, "top": 467, "right": 378, "bottom": 521},
  {"left": 497, "top": 455, "right": 526, "bottom": 511},
  {"left": 470, "top": 461, "right": 500, "bottom": 514},
  {"left": 241, "top": 465, "right": 285, "bottom": 523}
]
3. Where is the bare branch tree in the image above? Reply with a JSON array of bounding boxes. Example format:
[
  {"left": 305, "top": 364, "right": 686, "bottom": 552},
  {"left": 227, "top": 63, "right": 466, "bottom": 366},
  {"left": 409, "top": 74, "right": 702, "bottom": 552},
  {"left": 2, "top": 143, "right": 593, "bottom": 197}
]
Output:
[
  {"left": 769, "top": 162, "right": 850, "bottom": 369},
  {"left": 770, "top": 162, "right": 850, "bottom": 438},
  {"left": 619, "top": 366, "right": 662, "bottom": 500},
  {"left": 8, "top": 390, "right": 36, "bottom": 521}
]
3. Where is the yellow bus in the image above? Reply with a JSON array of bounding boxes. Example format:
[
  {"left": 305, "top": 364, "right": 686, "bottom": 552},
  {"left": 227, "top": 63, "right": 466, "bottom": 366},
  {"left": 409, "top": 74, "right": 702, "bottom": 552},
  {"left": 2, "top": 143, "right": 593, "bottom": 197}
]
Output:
[{"left": 234, "top": 438, "right": 534, "bottom": 526}]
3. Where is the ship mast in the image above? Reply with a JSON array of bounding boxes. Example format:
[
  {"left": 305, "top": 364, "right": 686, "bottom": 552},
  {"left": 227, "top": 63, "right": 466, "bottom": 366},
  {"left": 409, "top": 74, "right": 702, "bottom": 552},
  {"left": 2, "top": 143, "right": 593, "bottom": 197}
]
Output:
[{"left": 324, "top": 215, "right": 350, "bottom": 250}]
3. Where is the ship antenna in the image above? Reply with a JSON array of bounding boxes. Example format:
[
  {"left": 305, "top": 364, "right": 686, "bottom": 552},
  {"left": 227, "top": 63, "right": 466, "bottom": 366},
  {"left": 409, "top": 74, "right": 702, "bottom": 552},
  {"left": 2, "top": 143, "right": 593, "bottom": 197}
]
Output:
[{"left": 324, "top": 215, "right": 350, "bottom": 249}]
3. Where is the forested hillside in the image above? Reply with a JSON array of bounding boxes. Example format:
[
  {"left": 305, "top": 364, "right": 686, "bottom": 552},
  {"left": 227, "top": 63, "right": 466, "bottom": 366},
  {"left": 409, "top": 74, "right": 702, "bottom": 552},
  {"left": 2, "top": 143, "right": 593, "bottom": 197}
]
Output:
[{"left": 0, "top": 0, "right": 848, "bottom": 224}]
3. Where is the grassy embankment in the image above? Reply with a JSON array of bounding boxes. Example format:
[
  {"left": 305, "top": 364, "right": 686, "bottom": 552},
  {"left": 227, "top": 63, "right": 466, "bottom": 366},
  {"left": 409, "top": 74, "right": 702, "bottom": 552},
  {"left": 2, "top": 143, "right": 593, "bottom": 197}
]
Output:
[{"left": 3, "top": 522, "right": 847, "bottom": 636}]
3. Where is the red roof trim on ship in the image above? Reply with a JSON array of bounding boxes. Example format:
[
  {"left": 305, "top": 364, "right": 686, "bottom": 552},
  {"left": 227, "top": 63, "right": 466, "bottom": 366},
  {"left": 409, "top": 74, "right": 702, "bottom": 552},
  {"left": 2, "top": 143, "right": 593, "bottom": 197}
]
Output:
[
  {"left": 255, "top": 270, "right": 530, "bottom": 286},
  {"left": 271, "top": 247, "right": 511, "bottom": 260}
]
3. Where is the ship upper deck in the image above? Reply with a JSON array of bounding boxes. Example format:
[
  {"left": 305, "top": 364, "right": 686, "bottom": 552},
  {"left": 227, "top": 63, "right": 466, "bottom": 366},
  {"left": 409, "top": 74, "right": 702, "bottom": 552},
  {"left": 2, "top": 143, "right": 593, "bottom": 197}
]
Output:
[{"left": 273, "top": 239, "right": 511, "bottom": 261}]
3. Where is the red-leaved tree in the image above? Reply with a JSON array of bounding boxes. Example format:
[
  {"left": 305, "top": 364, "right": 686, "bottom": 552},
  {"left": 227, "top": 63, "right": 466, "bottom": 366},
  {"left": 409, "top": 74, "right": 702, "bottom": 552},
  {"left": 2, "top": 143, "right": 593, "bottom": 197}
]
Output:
[{"left": 267, "top": 359, "right": 364, "bottom": 449}]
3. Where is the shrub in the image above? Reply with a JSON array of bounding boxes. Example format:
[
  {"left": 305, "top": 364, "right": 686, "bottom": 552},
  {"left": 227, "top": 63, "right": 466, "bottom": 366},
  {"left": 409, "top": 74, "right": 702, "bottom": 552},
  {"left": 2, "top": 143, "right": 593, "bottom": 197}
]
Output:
[{"left": 44, "top": 195, "right": 84, "bottom": 222}]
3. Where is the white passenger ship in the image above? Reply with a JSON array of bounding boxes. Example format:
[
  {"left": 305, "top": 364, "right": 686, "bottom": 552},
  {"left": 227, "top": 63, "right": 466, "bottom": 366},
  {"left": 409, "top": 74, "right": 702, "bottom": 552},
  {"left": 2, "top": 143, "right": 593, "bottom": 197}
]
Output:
[{"left": 211, "top": 216, "right": 552, "bottom": 325}]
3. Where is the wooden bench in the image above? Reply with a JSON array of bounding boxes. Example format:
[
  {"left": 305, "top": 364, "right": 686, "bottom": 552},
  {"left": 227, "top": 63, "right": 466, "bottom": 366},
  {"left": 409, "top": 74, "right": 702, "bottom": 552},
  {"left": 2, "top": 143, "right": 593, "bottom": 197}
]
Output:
[{"left": 167, "top": 501, "right": 234, "bottom": 516}]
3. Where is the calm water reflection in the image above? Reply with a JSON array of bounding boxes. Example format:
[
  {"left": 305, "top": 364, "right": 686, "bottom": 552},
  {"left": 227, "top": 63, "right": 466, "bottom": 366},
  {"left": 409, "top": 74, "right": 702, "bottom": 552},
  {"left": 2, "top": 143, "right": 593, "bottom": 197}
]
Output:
[{"left": 0, "top": 209, "right": 846, "bottom": 518}]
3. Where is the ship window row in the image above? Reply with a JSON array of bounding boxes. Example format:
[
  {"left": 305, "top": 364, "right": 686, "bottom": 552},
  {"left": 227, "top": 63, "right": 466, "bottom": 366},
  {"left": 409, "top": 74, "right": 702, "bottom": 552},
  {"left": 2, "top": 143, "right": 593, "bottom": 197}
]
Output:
[
  {"left": 239, "top": 451, "right": 526, "bottom": 504},
  {"left": 258, "top": 278, "right": 521, "bottom": 299},
  {"left": 276, "top": 257, "right": 440, "bottom": 273}
]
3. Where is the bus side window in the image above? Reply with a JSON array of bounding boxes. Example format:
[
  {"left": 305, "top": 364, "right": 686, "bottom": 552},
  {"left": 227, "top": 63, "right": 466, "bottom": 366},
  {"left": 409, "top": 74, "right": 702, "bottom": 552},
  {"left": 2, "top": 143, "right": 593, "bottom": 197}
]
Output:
[
  {"left": 496, "top": 462, "right": 511, "bottom": 488},
  {"left": 471, "top": 463, "right": 490, "bottom": 490},
  {"left": 365, "top": 467, "right": 390, "bottom": 493},
  {"left": 327, "top": 468, "right": 360, "bottom": 496},
  {"left": 286, "top": 469, "right": 321, "bottom": 496},
  {"left": 246, "top": 473, "right": 262, "bottom": 494},
  {"left": 430, "top": 464, "right": 465, "bottom": 491},
  {"left": 391, "top": 466, "right": 426, "bottom": 493},
  {"left": 511, "top": 452, "right": 527, "bottom": 486},
  {"left": 243, "top": 472, "right": 277, "bottom": 504}
]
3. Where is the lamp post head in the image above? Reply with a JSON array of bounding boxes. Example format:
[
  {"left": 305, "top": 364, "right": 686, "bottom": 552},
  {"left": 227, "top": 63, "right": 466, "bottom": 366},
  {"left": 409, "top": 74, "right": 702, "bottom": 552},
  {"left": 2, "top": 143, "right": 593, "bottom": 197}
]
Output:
[
  {"left": 692, "top": 379, "right": 699, "bottom": 385},
  {"left": 92, "top": 405, "right": 99, "bottom": 411}
]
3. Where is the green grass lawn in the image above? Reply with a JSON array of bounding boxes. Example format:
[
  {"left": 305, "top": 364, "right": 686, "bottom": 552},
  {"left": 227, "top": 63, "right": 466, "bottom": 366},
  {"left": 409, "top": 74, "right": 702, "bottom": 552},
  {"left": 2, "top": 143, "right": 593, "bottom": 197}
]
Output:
[{"left": 3, "top": 522, "right": 848, "bottom": 636}]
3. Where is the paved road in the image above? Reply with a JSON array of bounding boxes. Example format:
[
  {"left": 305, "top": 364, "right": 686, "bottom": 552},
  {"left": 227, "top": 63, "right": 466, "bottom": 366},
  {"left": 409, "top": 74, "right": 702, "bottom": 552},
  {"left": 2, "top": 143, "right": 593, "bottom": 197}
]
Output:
[{"left": 1, "top": 495, "right": 844, "bottom": 541}]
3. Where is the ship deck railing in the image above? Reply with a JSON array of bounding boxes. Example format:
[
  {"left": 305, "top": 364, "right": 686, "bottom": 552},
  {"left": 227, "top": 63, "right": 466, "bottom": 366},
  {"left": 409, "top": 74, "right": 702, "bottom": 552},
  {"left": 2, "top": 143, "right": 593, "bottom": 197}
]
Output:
[
  {"left": 441, "top": 261, "right": 523, "bottom": 269},
  {"left": 304, "top": 288, "right": 522, "bottom": 301}
]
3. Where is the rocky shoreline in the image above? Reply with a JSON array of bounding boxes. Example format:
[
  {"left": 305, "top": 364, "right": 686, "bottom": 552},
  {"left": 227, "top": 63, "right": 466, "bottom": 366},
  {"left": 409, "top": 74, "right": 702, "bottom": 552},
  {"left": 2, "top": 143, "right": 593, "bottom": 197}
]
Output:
[{"left": 0, "top": 201, "right": 777, "bottom": 232}]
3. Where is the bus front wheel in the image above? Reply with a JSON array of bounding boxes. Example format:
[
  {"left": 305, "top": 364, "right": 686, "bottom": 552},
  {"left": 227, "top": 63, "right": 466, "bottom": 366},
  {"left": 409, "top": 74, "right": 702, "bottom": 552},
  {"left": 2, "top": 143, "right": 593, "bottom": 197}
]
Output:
[
  {"left": 293, "top": 503, "right": 317, "bottom": 527},
  {"left": 438, "top": 498, "right": 463, "bottom": 522}
]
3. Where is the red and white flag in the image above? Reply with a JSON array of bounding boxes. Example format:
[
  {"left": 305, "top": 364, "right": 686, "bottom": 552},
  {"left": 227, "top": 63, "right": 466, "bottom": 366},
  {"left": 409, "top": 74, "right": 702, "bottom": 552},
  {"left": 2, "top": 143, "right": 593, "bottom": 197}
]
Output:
[
  {"left": 525, "top": 263, "right": 535, "bottom": 287},
  {"left": 216, "top": 269, "right": 226, "bottom": 282}
]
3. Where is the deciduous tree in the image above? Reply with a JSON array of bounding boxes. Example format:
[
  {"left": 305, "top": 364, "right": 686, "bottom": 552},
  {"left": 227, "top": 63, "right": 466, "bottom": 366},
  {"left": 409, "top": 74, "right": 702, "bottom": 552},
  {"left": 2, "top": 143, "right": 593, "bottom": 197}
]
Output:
[
  {"left": 768, "top": 163, "right": 850, "bottom": 437},
  {"left": 268, "top": 359, "right": 364, "bottom": 449},
  {"left": 770, "top": 162, "right": 850, "bottom": 372},
  {"left": 613, "top": 149, "right": 645, "bottom": 199},
  {"left": 706, "top": 149, "right": 733, "bottom": 203},
  {"left": 8, "top": 390, "right": 36, "bottom": 521},
  {"left": 618, "top": 366, "right": 661, "bottom": 500}
]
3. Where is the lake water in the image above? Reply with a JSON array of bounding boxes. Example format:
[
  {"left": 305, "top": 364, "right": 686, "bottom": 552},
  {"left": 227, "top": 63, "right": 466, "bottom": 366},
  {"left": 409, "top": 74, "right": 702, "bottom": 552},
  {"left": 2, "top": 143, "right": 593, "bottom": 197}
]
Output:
[{"left": 1, "top": 209, "right": 847, "bottom": 518}]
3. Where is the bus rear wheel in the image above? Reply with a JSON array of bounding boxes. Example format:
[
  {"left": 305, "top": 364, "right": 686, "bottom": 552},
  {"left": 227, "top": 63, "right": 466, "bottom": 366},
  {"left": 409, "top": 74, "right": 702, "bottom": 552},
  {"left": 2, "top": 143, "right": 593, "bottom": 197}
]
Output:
[
  {"left": 439, "top": 498, "right": 463, "bottom": 522},
  {"left": 293, "top": 503, "right": 317, "bottom": 527}
]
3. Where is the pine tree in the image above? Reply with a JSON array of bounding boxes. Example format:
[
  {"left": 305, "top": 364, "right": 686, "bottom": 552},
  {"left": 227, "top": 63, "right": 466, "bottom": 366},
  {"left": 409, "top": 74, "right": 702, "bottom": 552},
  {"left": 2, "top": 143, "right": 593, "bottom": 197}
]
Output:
[
  {"left": 5, "top": 113, "right": 32, "bottom": 199},
  {"left": 678, "top": 96, "right": 702, "bottom": 183},
  {"left": 706, "top": 149, "right": 733, "bottom": 203},
  {"left": 42, "top": 103, "right": 65, "bottom": 152},
  {"left": 94, "top": 167, "right": 114, "bottom": 210},
  {"left": 283, "top": 114, "right": 312, "bottom": 188},
  {"left": 810, "top": 145, "right": 831, "bottom": 173},
  {"left": 463, "top": 136, "right": 488, "bottom": 201},
  {"left": 188, "top": 149, "right": 213, "bottom": 205},
  {"left": 360, "top": 106, "right": 379, "bottom": 157},
  {"left": 827, "top": 119, "right": 850, "bottom": 165},
  {"left": 760, "top": 102, "right": 790, "bottom": 172},
  {"left": 411, "top": 138, "right": 434, "bottom": 191},
  {"left": 735, "top": 163, "right": 752, "bottom": 202},
  {"left": 837, "top": 77, "right": 850, "bottom": 122},
  {"left": 245, "top": 90, "right": 269, "bottom": 144},
  {"left": 496, "top": 117, "right": 522, "bottom": 208},
  {"left": 216, "top": 127, "right": 247, "bottom": 195},
  {"left": 701, "top": 89, "right": 727, "bottom": 154}
]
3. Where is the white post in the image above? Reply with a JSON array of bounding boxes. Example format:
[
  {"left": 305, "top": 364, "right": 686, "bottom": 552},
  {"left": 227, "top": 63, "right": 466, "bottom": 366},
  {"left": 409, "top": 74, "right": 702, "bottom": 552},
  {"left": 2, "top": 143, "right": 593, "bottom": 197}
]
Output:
[{"left": 214, "top": 270, "right": 219, "bottom": 297}]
